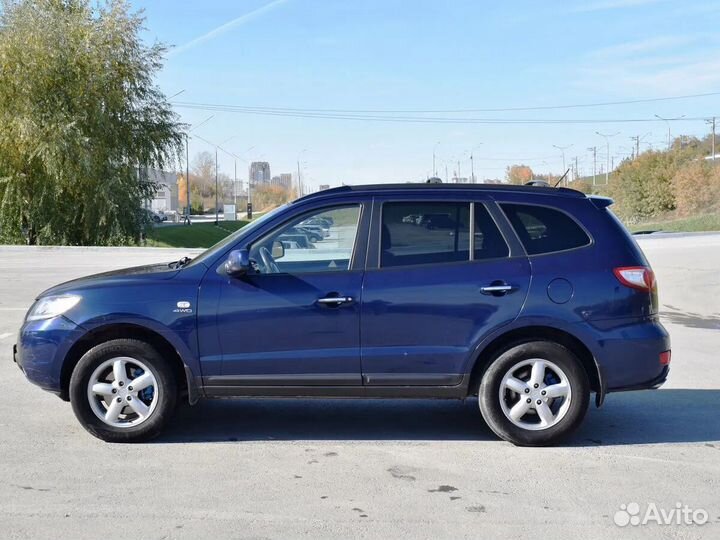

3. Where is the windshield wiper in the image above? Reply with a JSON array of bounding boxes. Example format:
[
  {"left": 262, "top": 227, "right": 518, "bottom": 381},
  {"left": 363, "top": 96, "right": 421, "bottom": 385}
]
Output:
[{"left": 169, "top": 256, "right": 192, "bottom": 269}]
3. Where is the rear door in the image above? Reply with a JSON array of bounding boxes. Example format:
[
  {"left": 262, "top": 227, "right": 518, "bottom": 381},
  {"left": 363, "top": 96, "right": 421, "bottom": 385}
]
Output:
[{"left": 360, "top": 195, "right": 530, "bottom": 386}]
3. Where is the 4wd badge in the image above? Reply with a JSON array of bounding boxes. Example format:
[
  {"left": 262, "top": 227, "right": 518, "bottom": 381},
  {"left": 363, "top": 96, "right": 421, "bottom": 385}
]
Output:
[{"left": 173, "top": 301, "right": 192, "bottom": 313}]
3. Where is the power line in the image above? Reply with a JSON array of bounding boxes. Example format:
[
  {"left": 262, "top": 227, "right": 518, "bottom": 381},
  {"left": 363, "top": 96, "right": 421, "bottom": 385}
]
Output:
[
  {"left": 173, "top": 91, "right": 720, "bottom": 114},
  {"left": 172, "top": 102, "right": 713, "bottom": 125}
]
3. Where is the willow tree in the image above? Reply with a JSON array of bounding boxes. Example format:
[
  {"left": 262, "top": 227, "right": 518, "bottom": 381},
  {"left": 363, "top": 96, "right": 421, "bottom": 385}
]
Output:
[{"left": 0, "top": 0, "right": 183, "bottom": 245}]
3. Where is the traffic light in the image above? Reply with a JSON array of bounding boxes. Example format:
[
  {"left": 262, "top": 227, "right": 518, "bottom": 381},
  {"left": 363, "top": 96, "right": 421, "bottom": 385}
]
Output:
[{"left": 247, "top": 202, "right": 253, "bottom": 220}]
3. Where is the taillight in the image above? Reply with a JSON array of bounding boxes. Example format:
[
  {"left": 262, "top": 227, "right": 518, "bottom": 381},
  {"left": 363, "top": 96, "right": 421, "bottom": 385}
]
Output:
[
  {"left": 659, "top": 350, "right": 671, "bottom": 365},
  {"left": 613, "top": 266, "right": 656, "bottom": 292}
]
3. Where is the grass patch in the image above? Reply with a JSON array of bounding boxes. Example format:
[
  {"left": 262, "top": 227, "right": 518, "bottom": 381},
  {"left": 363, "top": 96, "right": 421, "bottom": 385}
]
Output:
[
  {"left": 628, "top": 212, "right": 720, "bottom": 234},
  {"left": 146, "top": 221, "right": 248, "bottom": 248}
]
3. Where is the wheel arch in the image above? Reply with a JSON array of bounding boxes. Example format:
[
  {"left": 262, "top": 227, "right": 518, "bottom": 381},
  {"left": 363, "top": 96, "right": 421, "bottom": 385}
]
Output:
[
  {"left": 60, "top": 323, "right": 200, "bottom": 404},
  {"left": 467, "top": 325, "right": 604, "bottom": 406}
]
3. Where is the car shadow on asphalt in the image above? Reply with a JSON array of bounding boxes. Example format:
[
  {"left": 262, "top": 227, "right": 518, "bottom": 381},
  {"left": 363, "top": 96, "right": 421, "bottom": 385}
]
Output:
[{"left": 158, "top": 389, "right": 720, "bottom": 447}]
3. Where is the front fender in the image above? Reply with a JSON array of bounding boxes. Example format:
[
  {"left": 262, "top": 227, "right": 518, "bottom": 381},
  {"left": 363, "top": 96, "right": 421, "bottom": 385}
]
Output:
[{"left": 78, "top": 314, "right": 202, "bottom": 379}]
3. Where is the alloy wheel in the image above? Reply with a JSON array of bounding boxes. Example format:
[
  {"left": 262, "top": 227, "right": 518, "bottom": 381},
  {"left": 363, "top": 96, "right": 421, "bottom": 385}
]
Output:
[
  {"left": 498, "top": 358, "right": 572, "bottom": 431},
  {"left": 86, "top": 356, "right": 160, "bottom": 428}
]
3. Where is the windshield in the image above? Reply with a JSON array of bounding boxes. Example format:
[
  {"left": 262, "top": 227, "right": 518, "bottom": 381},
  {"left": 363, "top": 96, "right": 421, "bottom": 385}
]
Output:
[{"left": 186, "top": 204, "right": 290, "bottom": 268}]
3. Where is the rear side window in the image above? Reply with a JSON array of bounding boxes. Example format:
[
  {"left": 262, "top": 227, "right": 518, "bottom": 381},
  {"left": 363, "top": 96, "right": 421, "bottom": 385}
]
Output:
[
  {"left": 501, "top": 203, "right": 590, "bottom": 255},
  {"left": 380, "top": 202, "right": 509, "bottom": 267}
]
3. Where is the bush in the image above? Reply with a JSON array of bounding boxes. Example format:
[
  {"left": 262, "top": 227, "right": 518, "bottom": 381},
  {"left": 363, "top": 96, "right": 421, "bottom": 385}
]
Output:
[
  {"left": 671, "top": 161, "right": 720, "bottom": 216},
  {"left": 567, "top": 180, "right": 591, "bottom": 194},
  {"left": 609, "top": 151, "right": 676, "bottom": 220}
]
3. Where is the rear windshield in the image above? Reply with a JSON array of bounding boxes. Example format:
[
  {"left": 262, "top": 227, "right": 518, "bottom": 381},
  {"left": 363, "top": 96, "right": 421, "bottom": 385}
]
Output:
[{"left": 501, "top": 203, "right": 591, "bottom": 255}]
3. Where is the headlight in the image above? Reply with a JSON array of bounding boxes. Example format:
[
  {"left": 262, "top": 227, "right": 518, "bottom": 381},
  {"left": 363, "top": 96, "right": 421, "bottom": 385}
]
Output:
[{"left": 26, "top": 295, "right": 81, "bottom": 322}]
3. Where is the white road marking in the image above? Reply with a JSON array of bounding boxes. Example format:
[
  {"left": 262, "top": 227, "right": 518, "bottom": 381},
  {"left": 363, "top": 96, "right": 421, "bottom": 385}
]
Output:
[{"left": 0, "top": 333, "right": 12, "bottom": 340}]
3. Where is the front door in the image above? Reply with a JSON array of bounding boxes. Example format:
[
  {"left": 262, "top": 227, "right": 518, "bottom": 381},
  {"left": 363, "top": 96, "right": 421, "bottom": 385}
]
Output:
[
  {"left": 360, "top": 198, "right": 531, "bottom": 386},
  {"left": 199, "top": 203, "right": 367, "bottom": 388}
]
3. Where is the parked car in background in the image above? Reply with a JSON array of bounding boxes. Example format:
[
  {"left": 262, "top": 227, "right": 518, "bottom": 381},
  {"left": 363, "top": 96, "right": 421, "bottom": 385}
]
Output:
[
  {"left": 284, "top": 226, "right": 321, "bottom": 243},
  {"left": 14, "top": 183, "right": 669, "bottom": 446},
  {"left": 142, "top": 208, "right": 167, "bottom": 223},
  {"left": 297, "top": 224, "right": 329, "bottom": 239},
  {"left": 418, "top": 213, "right": 458, "bottom": 230},
  {"left": 277, "top": 233, "right": 315, "bottom": 249},
  {"left": 402, "top": 214, "right": 421, "bottom": 224},
  {"left": 300, "top": 217, "right": 331, "bottom": 233}
]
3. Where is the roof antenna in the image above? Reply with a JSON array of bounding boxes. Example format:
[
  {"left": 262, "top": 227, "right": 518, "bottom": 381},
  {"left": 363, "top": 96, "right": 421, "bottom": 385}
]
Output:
[{"left": 553, "top": 168, "right": 571, "bottom": 188}]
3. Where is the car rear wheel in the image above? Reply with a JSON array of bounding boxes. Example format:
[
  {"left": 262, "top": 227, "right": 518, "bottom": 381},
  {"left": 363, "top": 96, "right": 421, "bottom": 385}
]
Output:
[
  {"left": 478, "top": 341, "right": 589, "bottom": 446},
  {"left": 69, "top": 339, "right": 177, "bottom": 442}
]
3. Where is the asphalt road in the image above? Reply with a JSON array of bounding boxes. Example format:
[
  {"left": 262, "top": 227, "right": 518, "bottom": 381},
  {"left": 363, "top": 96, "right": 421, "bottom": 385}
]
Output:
[{"left": 1, "top": 236, "right": 719, "bottom": 539}]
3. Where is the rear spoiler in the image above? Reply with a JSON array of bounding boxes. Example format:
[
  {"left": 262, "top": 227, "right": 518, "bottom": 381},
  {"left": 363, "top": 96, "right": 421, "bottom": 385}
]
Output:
[{"left": 588, "top": 196, "right": 614, "bottom": 209}]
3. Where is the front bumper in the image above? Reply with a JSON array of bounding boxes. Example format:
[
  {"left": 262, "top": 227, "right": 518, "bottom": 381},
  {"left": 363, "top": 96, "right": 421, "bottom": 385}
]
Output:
[{"left": 14, "top": 316, "right": 85, "bottom": 396}]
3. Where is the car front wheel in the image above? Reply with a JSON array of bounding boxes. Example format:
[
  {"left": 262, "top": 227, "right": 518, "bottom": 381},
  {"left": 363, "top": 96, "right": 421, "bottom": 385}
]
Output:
[
  {"left": 69, "top": 339, "right": 177, "bottom": 442},
  {"left": 478, "top": 341, "right": 590, "bottom": 446}
]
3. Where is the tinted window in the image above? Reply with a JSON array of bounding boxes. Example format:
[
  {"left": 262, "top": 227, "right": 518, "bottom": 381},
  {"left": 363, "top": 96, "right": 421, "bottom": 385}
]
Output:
[
  {"left": 250, "top": 205, "right": 360, "bottom": 274},
  {"left": 381, "top": 202, "right": 470, "bottom": 267},
  {"left": 501, "top": 203, "right": 590, "bottom": 255},
  {"left": 474, "top": 204, "right": 510, "bottom": 260}
]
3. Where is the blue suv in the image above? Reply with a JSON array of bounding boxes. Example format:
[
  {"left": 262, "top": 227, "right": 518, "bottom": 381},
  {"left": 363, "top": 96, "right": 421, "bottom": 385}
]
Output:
[{"left": 14, "top": 184, "right": 670, "bottom": 445}]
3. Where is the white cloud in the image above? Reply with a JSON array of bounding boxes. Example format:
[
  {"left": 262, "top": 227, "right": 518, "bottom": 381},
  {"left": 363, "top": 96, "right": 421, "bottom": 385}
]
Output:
[
  {"left": 575, "top": 33, "right": 720, "bottom": 95},
  {"left": 576, "top": 56, "right": 720, "bottom": 95},
  {"left": 169, "top": 0, "right": 290, "bottom": 57}
]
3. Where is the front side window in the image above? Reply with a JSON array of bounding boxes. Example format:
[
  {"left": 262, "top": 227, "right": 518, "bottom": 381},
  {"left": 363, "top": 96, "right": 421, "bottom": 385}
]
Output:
[
  {"left": 501, "top": 203, "right": 591, "bottom": 255},
  {"left": 249, "top": 205, "right": 361, "bottom": 274},
  {"left": 381, "top": 202, "right": 470, "bottom": 267}
]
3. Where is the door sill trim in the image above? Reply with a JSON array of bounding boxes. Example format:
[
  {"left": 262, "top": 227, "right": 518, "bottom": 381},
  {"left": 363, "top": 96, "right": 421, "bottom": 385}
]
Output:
[{"left": 203, "top": 384, "right": 467, "bottom": 399}]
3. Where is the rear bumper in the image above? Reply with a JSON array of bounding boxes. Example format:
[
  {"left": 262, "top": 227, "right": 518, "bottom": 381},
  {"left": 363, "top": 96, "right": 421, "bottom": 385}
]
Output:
[
  {"left": 589, "top": 317, "right": 670, "bottom": 395},
  {"left": 606, "top": 365, "right": 669, "bottom": 393},
  {"left": 14, "top": 316, "right": 85, "bottom": 396}
]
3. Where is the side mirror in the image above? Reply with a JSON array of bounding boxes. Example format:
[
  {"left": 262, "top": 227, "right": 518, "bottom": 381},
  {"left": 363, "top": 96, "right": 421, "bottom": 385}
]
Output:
[
  {"left": 224, "top": 249, "right": 250, "bottom": 277},
  {"left": 271, "top": 240, "right": 285, "bottom": 259}
]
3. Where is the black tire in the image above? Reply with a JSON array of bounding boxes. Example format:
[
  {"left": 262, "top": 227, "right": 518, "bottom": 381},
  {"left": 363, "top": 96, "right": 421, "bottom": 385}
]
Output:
[
  {"left": 69, "top": 339, "right": 177, "bottom": 443},
  {"left": 478, "top": 341, "right": 589, "bottom": 447}
]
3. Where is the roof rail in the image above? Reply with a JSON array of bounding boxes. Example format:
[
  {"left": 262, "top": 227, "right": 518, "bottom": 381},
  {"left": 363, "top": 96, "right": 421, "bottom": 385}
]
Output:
[{"left": 293, "top": 182, "right": 587, "bottom": 203}]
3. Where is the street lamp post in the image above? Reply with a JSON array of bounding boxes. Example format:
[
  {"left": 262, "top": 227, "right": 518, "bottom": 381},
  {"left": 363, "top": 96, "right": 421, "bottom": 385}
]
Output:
[
  {"left": 595, "top": 131, "right": 620, "bottom": 185},
  {"left": 214, "top": 147, "right": 219, "bottom": 225},
  {"left": 469, "top": 144, "right": 482, "bottom": 183},
  {"left": 553, "top": 144, "right": 573, "bottom": 186},
  {"left": 654, "top": 114, "right": 685, "bottom": 150},
  {"left": 183, "top": 114, "right": 215, "bottom": 225},
  {"left": 227, "top": 145, "right": 254, "bottom": 217},
  {"left": 297, "top": 149, "right": 308, "bottom": 195},
  {"left": 432, "top": 141, "right": 441, "bottom": 177}
]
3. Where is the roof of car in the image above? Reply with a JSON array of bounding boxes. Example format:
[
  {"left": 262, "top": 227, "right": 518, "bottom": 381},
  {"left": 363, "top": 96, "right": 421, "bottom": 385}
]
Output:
[{"left": 295, "top": 182, "right": 586, "bottom": 203}]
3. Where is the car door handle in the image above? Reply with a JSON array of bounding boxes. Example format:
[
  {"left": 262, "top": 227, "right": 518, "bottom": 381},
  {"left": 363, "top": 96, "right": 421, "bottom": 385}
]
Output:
[
  {"left": 480, "top": 282, "right": 516, "bottom": 296},
  {"left": 317, "top": 296, "right": 354, "bottom": 305}
]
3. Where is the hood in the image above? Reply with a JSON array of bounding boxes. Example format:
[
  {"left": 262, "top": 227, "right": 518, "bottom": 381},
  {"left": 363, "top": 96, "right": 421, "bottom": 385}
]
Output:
[{"left": 39, "top": 263, "right": 180, "bottom": 298}]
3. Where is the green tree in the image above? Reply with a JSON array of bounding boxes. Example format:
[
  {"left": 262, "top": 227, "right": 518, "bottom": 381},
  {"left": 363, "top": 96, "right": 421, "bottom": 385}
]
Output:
[{"left": 0, "top": 0, "right": 183, "bottom": 245}]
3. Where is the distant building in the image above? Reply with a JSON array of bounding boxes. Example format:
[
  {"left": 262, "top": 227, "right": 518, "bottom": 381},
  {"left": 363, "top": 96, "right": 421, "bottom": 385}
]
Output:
[
  {"left": 249, "top": 162, "right": 271, "bottom": 184},
  {"left": 452, "top": 177, "right": 470, "bottom": 184},
  {"left": 144, "top": 168, "right": 178, "bottom": 212},
  {"left": 271, "top": 173, "right": 293, "bottom": 190},
  {"left": 280, "top": 173, "right": 292, "bottom": 189},
  {"left": 318, "top": 184, "right": 330, "bottom": 191}
]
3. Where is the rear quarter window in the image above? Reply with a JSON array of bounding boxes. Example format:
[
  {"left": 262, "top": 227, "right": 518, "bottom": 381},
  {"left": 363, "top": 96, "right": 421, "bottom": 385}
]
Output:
[{"left": 501, "top": 203, "right": 591, "bottom": 255}]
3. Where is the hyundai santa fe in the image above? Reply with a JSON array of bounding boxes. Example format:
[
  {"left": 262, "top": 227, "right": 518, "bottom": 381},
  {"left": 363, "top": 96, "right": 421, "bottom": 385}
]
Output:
[{"left": 13, "top": 183, "right": 670, "bottom": 445}]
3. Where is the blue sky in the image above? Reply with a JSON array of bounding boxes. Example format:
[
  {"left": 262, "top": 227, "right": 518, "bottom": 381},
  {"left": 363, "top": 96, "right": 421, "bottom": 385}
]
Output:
[{"left": 134, "top": 0, "right": 720, "bottom": 188}]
